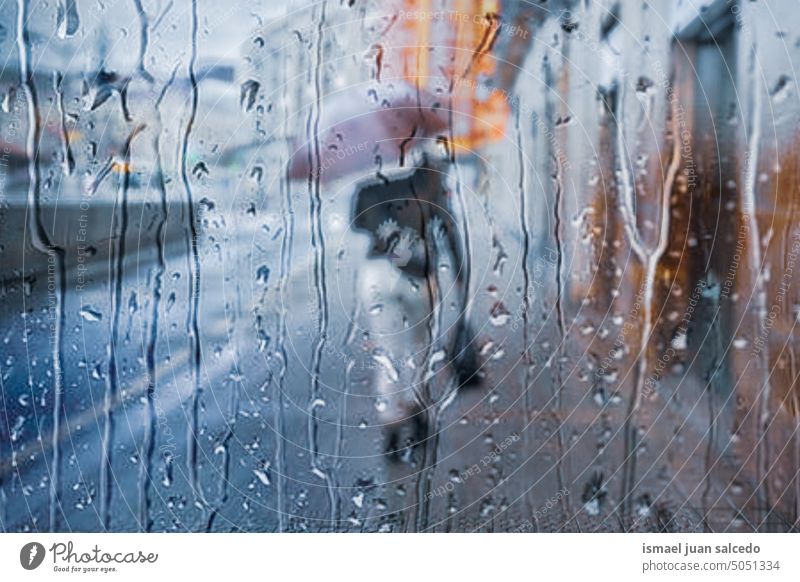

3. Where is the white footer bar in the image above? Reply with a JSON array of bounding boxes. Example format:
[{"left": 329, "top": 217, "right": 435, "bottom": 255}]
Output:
[{"left": 1, "top": 533, "right": 797, "bottom": 581}]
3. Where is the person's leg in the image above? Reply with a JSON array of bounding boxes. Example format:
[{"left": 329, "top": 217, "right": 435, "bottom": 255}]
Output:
[{"left": 355, "top": 256, "right": 431, "bottom": 463}]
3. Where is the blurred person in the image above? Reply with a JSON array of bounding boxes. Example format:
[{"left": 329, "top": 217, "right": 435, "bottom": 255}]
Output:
[{"left": 287, "top": 0, "right": 538, "bottom": 462}]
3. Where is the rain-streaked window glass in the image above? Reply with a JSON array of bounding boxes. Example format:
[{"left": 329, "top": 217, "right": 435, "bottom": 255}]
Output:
[{"left": 1, "top": 0, "right": 800, "bottom": 533}]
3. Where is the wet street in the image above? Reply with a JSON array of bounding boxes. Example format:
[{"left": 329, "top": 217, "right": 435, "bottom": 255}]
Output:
[
  {"left": 0, "top": 173, "right": 561, "bottom": 533},
  {"left": 3, "top": 160, "right": 793, "bottom": 532}
]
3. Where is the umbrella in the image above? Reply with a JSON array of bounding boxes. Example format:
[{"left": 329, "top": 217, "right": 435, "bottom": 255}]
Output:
[{"left": 287, "top": 80, "right": 449, "bottom": 184}]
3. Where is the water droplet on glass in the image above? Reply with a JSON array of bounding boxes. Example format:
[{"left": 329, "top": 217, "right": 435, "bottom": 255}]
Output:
[
  {"left": 240, "top": 79, "right": 260, "bottom": 112},
  {"left": 79, "top": 306, "right": 103, "bottom": 322}
]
